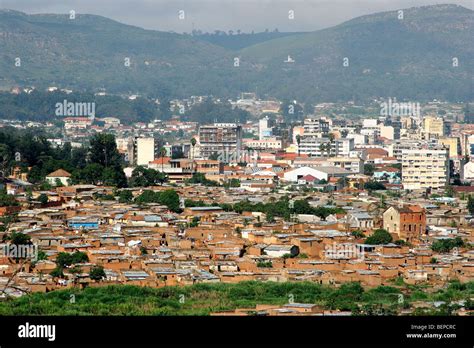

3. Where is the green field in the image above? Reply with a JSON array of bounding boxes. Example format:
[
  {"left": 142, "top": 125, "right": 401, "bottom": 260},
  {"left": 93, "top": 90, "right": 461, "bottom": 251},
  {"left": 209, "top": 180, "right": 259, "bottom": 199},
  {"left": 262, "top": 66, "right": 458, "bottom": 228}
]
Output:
[{"left": 0, "top": 280, "right": 472, "bottom": 316}]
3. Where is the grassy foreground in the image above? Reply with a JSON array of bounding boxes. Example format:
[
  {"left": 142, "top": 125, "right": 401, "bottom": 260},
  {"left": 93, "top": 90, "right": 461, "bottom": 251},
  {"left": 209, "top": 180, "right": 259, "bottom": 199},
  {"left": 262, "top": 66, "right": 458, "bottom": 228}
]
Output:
[{"left": 0, "top": 280, "right": 472, "bottom": 316}]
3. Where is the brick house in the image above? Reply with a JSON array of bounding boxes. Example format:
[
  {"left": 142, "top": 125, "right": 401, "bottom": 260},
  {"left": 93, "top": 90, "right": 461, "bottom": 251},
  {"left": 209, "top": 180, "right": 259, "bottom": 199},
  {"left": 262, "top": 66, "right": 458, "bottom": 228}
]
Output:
[{"left": 383, "top": 205, "right": 426, "bottom": 242}]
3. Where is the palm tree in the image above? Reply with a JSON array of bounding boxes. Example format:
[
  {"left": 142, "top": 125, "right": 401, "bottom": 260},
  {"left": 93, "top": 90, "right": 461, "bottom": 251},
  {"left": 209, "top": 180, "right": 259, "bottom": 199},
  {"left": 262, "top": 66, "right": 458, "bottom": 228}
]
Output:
[
  {"left": 0, "top": 144, "right": 10, "bottom": 178},
  {"left": 328, "top": 133, "right": 335, "bottom": 157},
  {"left": 191, "top": 137, "right": 196, "bottom": 175},
  {"left": 190, "top": 137, "right": 196, "bottom": 173},
  {"left": 296, "top": 135, "right": 301, "bottom": 156},
  {"left": 190, "top": 137, "right": 196, "bottom": 159},
  {"left": 159, "top": 147, "right": 167, "bottom": 173},
  {"left": 319, "top": 142, "right": 330, "bottom": 157}
]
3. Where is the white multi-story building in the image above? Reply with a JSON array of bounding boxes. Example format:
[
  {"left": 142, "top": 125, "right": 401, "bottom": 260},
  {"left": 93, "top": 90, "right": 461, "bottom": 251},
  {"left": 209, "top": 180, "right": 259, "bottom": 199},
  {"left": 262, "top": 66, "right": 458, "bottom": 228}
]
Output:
[
  {"left": 346, "top": 133, "right": 368, "bottom": 145},
  {"left": 135, "top": 137, "right": 156, "bottom": 166},
  {"left": 243, "top": 138, "right": 282, "bottom": 150},
  {"left": 336, "top": 138, "right": 355, "bottom": 157},
  {"left": 258, "top": 117, "right": 272, "bottom": 140},
  {"left": 401, "top": 146, "right": 449, "bottom": 190},
  {"left": 298, "top": 137, "right": 354, "bottom": 157},
  {"left": 327, "top": 157, "right": 363, "bottom": 174},
  {"left": 389, "top": 140, "right": 424, "bottom": 160},
  {"left": 303, "top": 118, "right": 329, "bottom": 137},
  {"left": 361, "top": 119, "right": 380, "bottom": 144}
]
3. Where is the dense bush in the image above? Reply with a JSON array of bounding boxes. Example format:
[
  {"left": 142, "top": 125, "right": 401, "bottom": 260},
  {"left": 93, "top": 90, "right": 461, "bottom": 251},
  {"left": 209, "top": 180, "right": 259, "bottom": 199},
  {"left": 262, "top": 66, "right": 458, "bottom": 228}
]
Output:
[
  {"left": 134, "top": 189, "right": 180, "bottom": 212},
  {"left": 225, "top": 197, "right": 344, "bottom": 221},
  {"left": 365, "top": 229, "right": 393, "bottom": 245},
  {"left": 55, "top": 252, "right": 89, "bottom": 268},
  {"left": 431, "top": 237, "right": 465, "bottom": 253},
  {"left": 0, "top": 280, "right": 471, "bottom": 316}
]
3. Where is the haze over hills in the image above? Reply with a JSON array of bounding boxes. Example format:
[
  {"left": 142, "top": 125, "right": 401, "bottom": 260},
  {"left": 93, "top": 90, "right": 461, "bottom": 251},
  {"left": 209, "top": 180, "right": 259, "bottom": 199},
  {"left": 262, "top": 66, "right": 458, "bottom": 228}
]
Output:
[
  {"left": 240, "top": 4, "right": 474, "bottom": 102},
  {"left": 0, "top": 4, "right": 472, "bottom": 103}
]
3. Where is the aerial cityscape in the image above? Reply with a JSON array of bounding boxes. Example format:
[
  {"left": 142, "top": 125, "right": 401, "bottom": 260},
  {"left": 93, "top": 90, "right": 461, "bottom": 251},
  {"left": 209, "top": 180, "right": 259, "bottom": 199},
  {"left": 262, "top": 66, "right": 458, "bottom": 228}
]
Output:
[{"left": 0, "top": 1, "right": 473, "bottom": 345}]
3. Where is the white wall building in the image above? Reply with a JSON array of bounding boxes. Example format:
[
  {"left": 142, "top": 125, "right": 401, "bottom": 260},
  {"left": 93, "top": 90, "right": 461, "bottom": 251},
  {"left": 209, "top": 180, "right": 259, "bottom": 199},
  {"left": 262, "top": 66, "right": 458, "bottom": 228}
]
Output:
[
  {"left": 298, "top": 137, "right": 354, "bottom": 157},
  {"left": 283, "top": 166, "right": 351, "bottom": 182},
  {"left": 135, "top": 137, "right": 155, "bottom": 166},
  {"left": 303, "top": 118, "right": 329, "bottom": 136},
  {"left": 258, "top": 117, "right": 272, "bottom": 140},
  {"left": 401, "top": 147, "right": 449, "bottom": 190}
]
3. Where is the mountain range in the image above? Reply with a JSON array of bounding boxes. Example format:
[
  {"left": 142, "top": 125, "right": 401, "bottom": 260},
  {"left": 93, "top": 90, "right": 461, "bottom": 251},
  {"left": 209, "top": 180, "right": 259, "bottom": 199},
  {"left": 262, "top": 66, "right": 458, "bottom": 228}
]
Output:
[{"left": 0, "top": 4, "right": 472, "bottom": 103}]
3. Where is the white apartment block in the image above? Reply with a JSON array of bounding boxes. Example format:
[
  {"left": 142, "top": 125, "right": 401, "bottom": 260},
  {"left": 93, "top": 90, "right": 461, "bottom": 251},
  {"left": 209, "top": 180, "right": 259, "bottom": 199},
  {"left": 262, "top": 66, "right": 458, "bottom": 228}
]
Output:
[
  {"left": 135, "top": 137, "right": 155, "bottom": 166},
  {"left": 298, "top": 137, "right": 354, "bottom": 157},
  {"left": 361, "top": 119, "right": 380, "bottom": 144},
  {"left": 258, "top": 117, "right": 272, "bottom": 140},
  {"left": 303, "top": 118, "right": 329, "bottom": 136},
  {"left": 243, "top": 138, "right": 282, "bottom": 150},
  {"left": 389, "top": 140, "right": 424, "bottom": 160},
  {"left": 346, "top": 133, "right": 368, "bottom": 145},
  {"left": 401, "top": 147, "right": 449, "bottom": 190},
  {"left": 327, "top": 157, "right": 363, "bottom": 174}
]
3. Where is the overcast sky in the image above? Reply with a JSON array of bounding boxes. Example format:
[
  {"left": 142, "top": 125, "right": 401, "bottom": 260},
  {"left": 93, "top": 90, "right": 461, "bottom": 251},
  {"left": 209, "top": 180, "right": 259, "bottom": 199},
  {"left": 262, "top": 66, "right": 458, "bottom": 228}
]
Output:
[{"left": 1, "top": 0, "right": 473, "bottom": 32}]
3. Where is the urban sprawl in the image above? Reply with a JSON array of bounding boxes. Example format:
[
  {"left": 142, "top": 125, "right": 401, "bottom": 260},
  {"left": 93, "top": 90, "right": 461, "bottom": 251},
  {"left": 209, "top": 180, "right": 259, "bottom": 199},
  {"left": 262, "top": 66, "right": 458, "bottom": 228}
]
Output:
[{"left": 0, "top": 90, "right": 473, "bottom": 316}]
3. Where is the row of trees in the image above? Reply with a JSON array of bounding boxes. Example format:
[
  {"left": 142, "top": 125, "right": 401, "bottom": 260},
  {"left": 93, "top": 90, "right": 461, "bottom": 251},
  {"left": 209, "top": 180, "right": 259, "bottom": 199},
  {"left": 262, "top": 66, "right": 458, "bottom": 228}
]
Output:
[
  {"left": 0, "top": 128, "right": 128, "bottom": 188},
  {"left": 129, "top": 166, "right": 167, "bottom": 187},
  {"left": 431, "top": 237, "right": 465, "bottom": 253},
  {"left": 0, "top": 90, "right": 169, "bottom": 123},
  {"left": 134, "top": 190, "right": 181, "bottom": 212},
  {"left": 220, "top": 197, "right": 345, "bottom": 222}
]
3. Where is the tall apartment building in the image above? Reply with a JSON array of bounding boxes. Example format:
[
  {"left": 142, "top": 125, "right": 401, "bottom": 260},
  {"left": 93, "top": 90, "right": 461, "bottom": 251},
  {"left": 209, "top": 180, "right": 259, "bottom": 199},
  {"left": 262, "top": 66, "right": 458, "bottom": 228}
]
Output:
[
  {"left": 303, "top": 118, "right": 329, "bottom": 137},
  {"left": 401, "top": 146, "right": 449, "bottom": 190},
  {"left": 258, "top": 117, "right": 273, "bottom": 140},
  {"left": 438, "top": 137, "right": 460, "bottom": 158},
  {"left": 423, "top": 116, "right": 445, "bottom": 139},
  {"left": 389, "top": 140, "right": 423, "bottom": 161},
  {"left": 198, "top": 123, "right": 242, "bottom": 159},
  {"left": 384, "top": 116, "right": 401, "bottom": 139},
  {"left": 361, "top": 119, "right": 380, "bottom": 144},
  {"left": 135, "top": 137, "right": 156, "bottom": 166}
]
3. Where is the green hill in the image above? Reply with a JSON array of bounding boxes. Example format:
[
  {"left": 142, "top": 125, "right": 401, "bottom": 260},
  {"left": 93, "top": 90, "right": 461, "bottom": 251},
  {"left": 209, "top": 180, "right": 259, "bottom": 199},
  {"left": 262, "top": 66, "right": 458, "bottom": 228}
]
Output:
[
  {"left": 240, "top": 4, "right": 474, "bottom": 102},
  {"left": 0, "top": 10, "right": 243, "bottom": 98},
  {"left": 0, "top": 4, "right": 472, "bottom": 103}
]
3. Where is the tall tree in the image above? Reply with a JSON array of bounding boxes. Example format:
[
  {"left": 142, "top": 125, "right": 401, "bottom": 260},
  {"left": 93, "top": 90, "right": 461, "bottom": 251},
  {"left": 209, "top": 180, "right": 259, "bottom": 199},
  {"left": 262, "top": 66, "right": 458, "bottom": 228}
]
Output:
[
  {"left": 190, "top": 137, "right": 197, "bottom": 172},
  {"left": 89, "top": 133, "right": 122, "bottom": 168},
  {"left": 467, "top": 195, "right": 474, "bottom": 215}
]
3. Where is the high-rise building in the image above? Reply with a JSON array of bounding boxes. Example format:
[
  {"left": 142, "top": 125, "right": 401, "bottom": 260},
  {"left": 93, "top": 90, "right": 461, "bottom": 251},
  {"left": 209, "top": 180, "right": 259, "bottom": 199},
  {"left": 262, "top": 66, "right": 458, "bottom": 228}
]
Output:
[
  {"left": 198, "top": 123, "right": 242, "bottom": 160},
  {"left": 135, "top": 137, "right": 156, "bottom": 166},
  {"left": 361, "top": 119, "right": 380, "bottom": 144},
  {"left": 386, "top": 115, "right": 401, "bottom": 139},
  {"left": 303, "top": 118, "right": 329, "bottom": 137},
  {"left": 401, "top": 146, "right": 449, "bottom": 190},
  {"left": 258, "top": 116, "right": 273, "bottom": 140},
  {"left": 438, "top": 137, "right": 460, "bottom": 158},
  {"left": 423, "top": 116, "right": 445, "bottom": 139}
]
